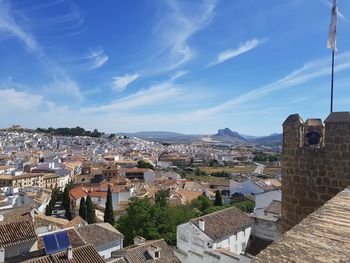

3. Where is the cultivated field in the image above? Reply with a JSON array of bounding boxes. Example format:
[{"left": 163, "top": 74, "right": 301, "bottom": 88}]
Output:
[
  {"left": 263, "top": 166, "right": 282, "bottom": 175},
  {"left": 199, "top": 165, "right": 256, "bottom": 174}
]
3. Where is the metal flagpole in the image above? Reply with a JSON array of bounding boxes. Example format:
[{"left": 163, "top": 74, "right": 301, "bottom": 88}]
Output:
[
  {"left": 330, "top": 50, "right": 335, "bottom": 113},
  {"left": 327, "top": 0, "right": 337, "bottom": 113}
]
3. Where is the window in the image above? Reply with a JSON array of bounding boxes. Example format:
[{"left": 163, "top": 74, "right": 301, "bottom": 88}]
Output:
[
  {"left": 154, "top": 251, "right": 160, "bottom": 258},
  {"left": 242, "top": 242, "right": 246, "bottom": 251}
]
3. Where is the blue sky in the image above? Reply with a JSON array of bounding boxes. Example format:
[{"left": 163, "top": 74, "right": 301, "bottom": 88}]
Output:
[{"left": 0, "top": 0, "right": 349, "bottom": 135}]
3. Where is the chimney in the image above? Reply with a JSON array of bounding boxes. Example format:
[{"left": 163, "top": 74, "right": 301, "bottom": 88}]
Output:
[
  {"left": 0, "top": 247, "right": 5, "bottom": 263},
  {"left": 133, "top": 236, "right": 146, "bottom": 245},
  {"left": 147, "top": 245, "right": 161, "bottom": 260},
  {"left": 67, "top": 245, "right": 73, "bottom": 260},
  {"left": 199, "top": 220, "right": 205, "bottom": 231}
]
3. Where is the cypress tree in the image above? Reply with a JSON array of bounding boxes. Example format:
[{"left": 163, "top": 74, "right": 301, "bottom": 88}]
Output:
[
  {"left": 86, "top": 195, "right": 97, "bottom": 224},
  {"left": 214, "top": 190, "right": 223, "bottom": 206},
  {"left": 61, "top": 183, "right": 73, "bottom": 211},
  {"left": 45, "top": 200, "right": 54, "bottom": 216},
  {"left": 104, "top": 185, "right": 115, "bottom": 225},
  {"left": 65, "top": 204, "right": 72, "bottom": 220},
  {"left": 79, "top": 197, "right": 87, "bottom": 220}
]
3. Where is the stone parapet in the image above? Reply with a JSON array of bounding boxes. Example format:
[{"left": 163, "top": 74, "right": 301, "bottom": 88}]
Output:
[{"left": 281, "top": 112, "right": 350, "bottom": 232}]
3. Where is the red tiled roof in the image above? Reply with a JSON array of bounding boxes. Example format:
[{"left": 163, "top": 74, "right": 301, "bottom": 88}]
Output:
[{"left": 69, "top": 188, "right": 87, "bottom": 200}]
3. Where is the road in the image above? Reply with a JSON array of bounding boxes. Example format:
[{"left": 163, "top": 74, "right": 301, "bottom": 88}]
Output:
[{"left": 254, "top": 163, "right": 265, "bottom": 174}]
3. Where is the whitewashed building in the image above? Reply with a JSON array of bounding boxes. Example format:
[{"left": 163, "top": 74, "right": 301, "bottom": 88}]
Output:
[
  {"left": 230, "top": 178, "right": 281, "bottom": 197},
  {"left": 254, "top": 189, "right": 281, "bottom": 217},
  {"left": 177, "top": 207, "right": 254, "bottom": 263}
]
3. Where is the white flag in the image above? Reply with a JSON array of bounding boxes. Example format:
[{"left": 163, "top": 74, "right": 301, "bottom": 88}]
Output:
[{"left": 327, "top": 0, "right": 338, "bottom": 51}]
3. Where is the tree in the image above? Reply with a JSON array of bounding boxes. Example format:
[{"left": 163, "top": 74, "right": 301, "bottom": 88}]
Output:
[
  {"left": 45, "top": 200, "right": 54, "bottom": 216},
  {"left": 61, "top": 182, "right": 73, "bottom": 211},
  {"left": 65, "top": 204, "right": 72, "bottom": 220},
  {"left": 190, "top": 195, "right": 212, "bottom": 212},
  {"left": 233, "top": 200, "right": 255, "bottom": 213},
  {"left": 214, "top": 190, "right": 223, "bottom": 206},
  {"left": 86, "top": 195, "right": 97, "bottom": 224},
  {"left": 203, "top": 206, "right": 227, "bottom": 215},
  {"left": 155, "top": 190, "right": 169, "bottom": 207},
  {"left": 117, "top": 197, "right": 154, "bottom": 245},
  {"left": 137, "top": 160, "right": 155, "bottom": 170},
  {"left": 79, "top": 197, "right": 87, "bottom": 220},
  {"left": 104, "top": 185, "right": 115, "bottom": 225}
]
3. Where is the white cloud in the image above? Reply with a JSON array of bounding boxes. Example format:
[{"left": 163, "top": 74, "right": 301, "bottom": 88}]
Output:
[
  {"left": 112, "top": 74, "right": 140, "bottom": 92},
  {"left": 146, "top": 0, "right": 217, "bottom": 73},
  {"left": 0, "top": 0, "right": 84, "bottom": 101},
  {"left": 170, "top": 70, "right": 188, "bottom": 81},
  {"left": 86, "top": 48, "right": 109, "bottom": 69},
  {"left": 0, "top": 88, "right": 43, "bottom": 111},
  {"left": 179, "top": 52, "right": 350, "bottom": 121},
  {"left": 83, "top": 80, "right": 181, "bottom": 114},
  {"left": 207, "top": 38, "right": 268, "bottom": 67},
  {"left": 42, "top": 77, "right": 82, "bottom": 100},
  {"left": 0, "top": 0, "right": 38, "bottom": 51}
]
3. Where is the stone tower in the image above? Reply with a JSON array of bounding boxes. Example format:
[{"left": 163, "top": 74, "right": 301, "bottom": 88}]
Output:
[{"left": 281, "top": 112, "right": 350, "bottom": 232}]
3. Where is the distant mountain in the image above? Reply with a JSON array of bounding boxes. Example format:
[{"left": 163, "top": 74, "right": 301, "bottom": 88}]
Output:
[
  {"left": 211, "top": 128, "right": 247, "bottom": 144},
  {"left": 118, "top": 129, "right": 282, "bottom": 146},
  {"left": 250, "top": 133, "right": 282, "bottom": 146}
]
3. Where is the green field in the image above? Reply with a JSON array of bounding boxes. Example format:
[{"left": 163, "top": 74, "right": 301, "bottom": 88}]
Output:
[
  {"left": 199, "top": 165, "right": 256, "bottom": 174},
  {"left": 185, "top": 174, "right": 230, "bottom": 184},
  {"left": 263, "top": 166, "right": 281, "bottom": 175}
]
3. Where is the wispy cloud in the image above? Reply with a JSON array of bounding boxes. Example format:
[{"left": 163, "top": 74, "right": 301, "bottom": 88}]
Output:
[
  {"left": 88, "top": 48, "right": 109, "bottom": 69},
  {"left": 112, "top": 73, "right": 140, "bottom": 92},
  {"left": 170, "top": 70, "right": 188, "bottom": 81},
  {"left": 83, "top": 76, "right": 182, "bottom": 114},
  {"left": 207, "top": 38, "right": 268, "bottom": 67},
  {"left": 0, "top": 0, "right": 38, "bottom": 51},
  {"left": 0, "top": 0, "right": 84, "bottom": 100},
  {"left": 145, "top": 0, "right": 217, "bottom": 74},
  {"left": 42, "top": 77, "right": 82, "bottom": 101},
  {"left": 67, "top": 48, "right": 109, "bottom": 70},
  {"left": 179, "top": 51, "right": 350, "bottom": 120}
]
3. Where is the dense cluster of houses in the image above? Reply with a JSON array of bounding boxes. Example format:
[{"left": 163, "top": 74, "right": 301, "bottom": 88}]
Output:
[{"left": 0, "top": 130, "right": 282, "bottom": 262}]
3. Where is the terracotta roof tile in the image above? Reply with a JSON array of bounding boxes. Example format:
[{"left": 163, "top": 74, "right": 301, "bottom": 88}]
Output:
[
  {"left": 264, "top": 200, "right": 281, "bottom": 215},
  {"left": 23, "top": 244, "right": 104, "bottom": 263},
  {"left": 253, "top": 186, "right": 350, "bottom": 262},
  {"left": 0, "top": 219, "right": 37, "bottom": 247},
  {"left": 76, "top": 223, "right": 123, "bottom": 247},
  {"left": 191, "top": 206, "right": 254, "bottom": 241},
  {"left": 112, "top": 239, "right": 180, "bottom": 263},
  {"left": 0, "top": 205, "right": 32, "bottom": 223},
  {"left": 69, "top": 188, "right": 87, "bottom": 200}
]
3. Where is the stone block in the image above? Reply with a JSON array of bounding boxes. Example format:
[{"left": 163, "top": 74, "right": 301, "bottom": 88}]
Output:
[{"left": 327, "top": 186, "right": 341, "bottom": 195}]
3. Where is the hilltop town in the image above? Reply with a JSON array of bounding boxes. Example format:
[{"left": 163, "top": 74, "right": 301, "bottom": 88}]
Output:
[
  {"left": 0, "top": 125, "right": 282, "bottom": 262},
  {"left": 1, "top": 0, "right": 349, "bottom": 262}
]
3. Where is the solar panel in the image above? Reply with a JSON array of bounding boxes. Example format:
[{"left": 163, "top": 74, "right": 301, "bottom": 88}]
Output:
[
  {"left": 43, "top": 234, "right": 59, "bottom": 255},
  {"left": 56, "top": 232, "right": 70, "bottom": 251},
  {"left": 43, "top": 231, "right": 71, "bottom": 255}
]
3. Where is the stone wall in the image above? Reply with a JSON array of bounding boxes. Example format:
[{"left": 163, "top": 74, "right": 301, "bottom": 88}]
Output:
[{"left": 281, "top": 112, "right": 350, "bottom": 232}]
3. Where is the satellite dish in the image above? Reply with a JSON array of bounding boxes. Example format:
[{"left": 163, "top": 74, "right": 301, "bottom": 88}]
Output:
[{"left": 0, "top": 215, "right": 4, "bottom": 222}]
